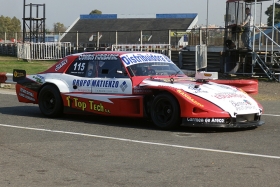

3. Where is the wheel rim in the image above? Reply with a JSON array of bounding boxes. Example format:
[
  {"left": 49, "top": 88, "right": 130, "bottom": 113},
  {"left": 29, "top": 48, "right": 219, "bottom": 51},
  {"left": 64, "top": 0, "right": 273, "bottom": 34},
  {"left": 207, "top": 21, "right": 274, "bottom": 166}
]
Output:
[
  {"left": 154, "top": 98, "right": 173, "bottom": 123},
  {"left": 42, "top": 91, "right": 56, "bottom": 112}
]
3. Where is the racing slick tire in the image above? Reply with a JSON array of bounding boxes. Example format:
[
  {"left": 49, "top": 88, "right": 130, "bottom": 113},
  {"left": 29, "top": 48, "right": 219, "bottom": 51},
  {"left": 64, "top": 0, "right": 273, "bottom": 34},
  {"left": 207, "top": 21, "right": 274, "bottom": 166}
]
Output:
[
  {"left": 39, "top": 85, "right": 63, "bottom": 117},
  {"left": 151, "top": 92, "right": 181, "bottom": 130}
]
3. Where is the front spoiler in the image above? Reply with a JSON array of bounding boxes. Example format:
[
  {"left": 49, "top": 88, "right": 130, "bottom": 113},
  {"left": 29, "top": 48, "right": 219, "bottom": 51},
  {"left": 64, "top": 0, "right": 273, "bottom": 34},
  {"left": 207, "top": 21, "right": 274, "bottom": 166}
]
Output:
[{"left": 182, "top": 118, "right": 265, "bottom": 128}]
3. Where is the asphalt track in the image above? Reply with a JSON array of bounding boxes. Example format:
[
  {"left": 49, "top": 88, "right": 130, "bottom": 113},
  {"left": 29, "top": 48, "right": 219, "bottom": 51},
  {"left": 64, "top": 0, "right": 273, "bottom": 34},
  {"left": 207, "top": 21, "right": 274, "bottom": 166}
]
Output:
[{"left": 0, "top": 88, "right": 279, "bottom": 187}]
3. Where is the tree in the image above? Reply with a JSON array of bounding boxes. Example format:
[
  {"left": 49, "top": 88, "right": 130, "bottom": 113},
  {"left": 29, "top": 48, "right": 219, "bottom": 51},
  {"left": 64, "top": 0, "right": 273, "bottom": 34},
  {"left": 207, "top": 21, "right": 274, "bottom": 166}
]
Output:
[
  {"left": 0, "top": 15, "right": 21, "bottom": 39},
  {"left": 53, "top": 22, "right": 66, "bottom": 33},
  {"left": 265, "top": 3, "right": 280, "bottom": 26},
  {"left": 89, "top": 9, "right": 102, "bottom": 15}
]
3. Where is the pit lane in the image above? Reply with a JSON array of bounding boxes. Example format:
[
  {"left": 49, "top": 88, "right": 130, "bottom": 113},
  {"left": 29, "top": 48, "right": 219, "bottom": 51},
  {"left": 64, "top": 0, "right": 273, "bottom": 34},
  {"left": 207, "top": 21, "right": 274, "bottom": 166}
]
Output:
[{"left": 0, "top": 89, "right": 279, "bottom": 187}]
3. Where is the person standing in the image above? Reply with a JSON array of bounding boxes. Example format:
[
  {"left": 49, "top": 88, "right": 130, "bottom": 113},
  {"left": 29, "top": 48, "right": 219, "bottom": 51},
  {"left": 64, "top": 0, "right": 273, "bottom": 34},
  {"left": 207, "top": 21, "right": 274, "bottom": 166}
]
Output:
[{"left": 241, "top": 7, "right": 254, "bottom": 50}]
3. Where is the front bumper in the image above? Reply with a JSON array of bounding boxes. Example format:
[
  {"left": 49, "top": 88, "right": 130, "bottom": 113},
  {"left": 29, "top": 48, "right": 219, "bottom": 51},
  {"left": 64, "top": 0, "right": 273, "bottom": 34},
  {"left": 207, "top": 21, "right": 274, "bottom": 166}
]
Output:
[{"left": 182, "top": 117, "right": 265, "bottom": 128}]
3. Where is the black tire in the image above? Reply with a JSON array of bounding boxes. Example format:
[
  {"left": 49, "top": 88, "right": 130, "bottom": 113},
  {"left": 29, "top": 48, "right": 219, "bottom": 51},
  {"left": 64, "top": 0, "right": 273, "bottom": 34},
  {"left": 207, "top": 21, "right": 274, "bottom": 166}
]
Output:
[
  {"left": 38, "top": 85, "right": 63, "bottom": 117},
  {"left": 151, "top": 93, "right": 181, "bottom": 130}
]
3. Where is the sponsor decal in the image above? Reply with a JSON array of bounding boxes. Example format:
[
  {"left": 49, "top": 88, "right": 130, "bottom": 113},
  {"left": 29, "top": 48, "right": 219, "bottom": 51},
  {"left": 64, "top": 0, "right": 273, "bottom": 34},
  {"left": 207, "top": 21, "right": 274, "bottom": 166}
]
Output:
[
  {"left": 78, "top": 54, "right": 118, "bottom": 61},
  {"left": 120, "top": 53, "right": 172, "bottom": 66},
  {"left": 13, "top": 69, "right": 26, "bottom": 82},
  {"left": 66, "top": 96, "right": 110, "bottom": 113},
  {"left": 229, "top": 100, "right": 256, "bottom": 111},
  {"left": 213, "top": 92, "right": 246, "bottom": 99},
  {"left": 55, "top": 59, "right": 68, "bottom": 71},
  {"left": 73, "top": 79, "right": 91, "bottom": 87},
  {"left": 187, "top": 84, "right": 208, "bottom": 93},
  {"left": 120, "top": 81, "right": 128, "bottom": 92},
  {"left": 214, "top": 84, "right": 238, "bottom": 91},
  {"left": 92, "top": 80, "right": 119, "bottom": 88},
  {"left": 13, "top": 70, "right": 25, "bottom": 78},
  {"left": 243, "top": 99, "right": 251, "bottom": 105},
  {"left": 72, "top": 79, "right": 119, "bottom": 88},
  {"left": 19, "top": 88, "right": 35, "bottom": 101},
  {"left": 32, "top": 75, "right": 44, "bottom": 84},
  {"left": 186, "top": 118, "right": 225, "bottom": 123},
  {"left": 177, "top": 89, "right": 204, "bottom": 107}
]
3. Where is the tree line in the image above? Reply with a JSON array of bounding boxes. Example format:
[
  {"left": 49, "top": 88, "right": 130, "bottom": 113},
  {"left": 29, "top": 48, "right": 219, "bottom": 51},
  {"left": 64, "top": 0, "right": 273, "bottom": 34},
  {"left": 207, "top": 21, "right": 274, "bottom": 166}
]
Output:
[
  {"left": 0, "top": 9, "right": 102, "bottom": 41},
  {"left": 0, "top": 16, "right": 21, "bottom": 40},
  {"left": 0, "top": 16, "right": 67, "bottom": 40}
]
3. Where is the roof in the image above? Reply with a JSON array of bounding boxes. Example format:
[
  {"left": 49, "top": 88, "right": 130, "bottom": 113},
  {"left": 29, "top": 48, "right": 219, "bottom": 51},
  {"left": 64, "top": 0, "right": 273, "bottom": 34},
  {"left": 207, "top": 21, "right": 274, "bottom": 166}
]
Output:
[{"left": 61, "top": 14, "right": 197, "bottom": 46}]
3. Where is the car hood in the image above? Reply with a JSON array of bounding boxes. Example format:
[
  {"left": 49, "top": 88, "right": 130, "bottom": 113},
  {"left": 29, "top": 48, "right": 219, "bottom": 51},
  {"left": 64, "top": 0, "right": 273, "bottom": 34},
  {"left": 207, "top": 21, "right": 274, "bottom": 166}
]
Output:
[{"left": 140, "top": 78, "right": 261, "bottom": 117}]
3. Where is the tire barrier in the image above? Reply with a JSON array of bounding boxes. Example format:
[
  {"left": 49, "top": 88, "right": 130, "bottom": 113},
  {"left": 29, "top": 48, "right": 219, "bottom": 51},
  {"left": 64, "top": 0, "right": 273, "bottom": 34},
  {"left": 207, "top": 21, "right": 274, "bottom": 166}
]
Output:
[
  {"left": 212, "top": 79, "right": 258, "bottom": 95},
  {"left": 0, "top": 73, "right": 14, "bottom": 84},
  {"left": 0, "top": 72, "right": 8, "bottom": 83}
]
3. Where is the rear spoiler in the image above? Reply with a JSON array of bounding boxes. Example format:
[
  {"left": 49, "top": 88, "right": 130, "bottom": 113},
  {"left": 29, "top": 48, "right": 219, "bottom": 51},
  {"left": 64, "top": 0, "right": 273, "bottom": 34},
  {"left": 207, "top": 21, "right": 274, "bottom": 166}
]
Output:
[{"left": 13, "top": 69, "right": 26, "bottom": 82}]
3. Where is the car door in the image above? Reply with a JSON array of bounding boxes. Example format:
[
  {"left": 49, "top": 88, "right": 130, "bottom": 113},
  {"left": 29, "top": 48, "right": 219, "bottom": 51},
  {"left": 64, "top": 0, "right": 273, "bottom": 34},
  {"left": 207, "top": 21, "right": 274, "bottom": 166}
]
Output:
[
  {"left": 64, "top": 57, "right": 95, "bottom": 93},
  {"left": 91, "top": 58, "right": 132, "bottom": 94}
]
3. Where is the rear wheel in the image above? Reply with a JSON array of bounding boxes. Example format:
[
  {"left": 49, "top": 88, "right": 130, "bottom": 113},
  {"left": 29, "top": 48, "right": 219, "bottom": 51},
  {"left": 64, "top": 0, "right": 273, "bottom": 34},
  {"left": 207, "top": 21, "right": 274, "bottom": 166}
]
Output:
[
  {"left": 151, "top": 93, "right": 181, "bottom": 130},
  {"left": 38, "top": 85, "right": 63, "bottom": 117}
]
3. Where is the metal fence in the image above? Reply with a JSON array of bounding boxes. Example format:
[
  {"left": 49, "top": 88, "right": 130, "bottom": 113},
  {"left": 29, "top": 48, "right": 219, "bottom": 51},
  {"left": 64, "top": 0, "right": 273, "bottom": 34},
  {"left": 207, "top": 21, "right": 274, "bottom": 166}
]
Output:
[
  {"left": 112, "top": 44, "right": 171, "bottom": 57},
  {"left": 17, "top": 42, "right": 72, "bottom": 61},
  {"left": 0, "top": 28, "right": 225, "bottom": 48}
]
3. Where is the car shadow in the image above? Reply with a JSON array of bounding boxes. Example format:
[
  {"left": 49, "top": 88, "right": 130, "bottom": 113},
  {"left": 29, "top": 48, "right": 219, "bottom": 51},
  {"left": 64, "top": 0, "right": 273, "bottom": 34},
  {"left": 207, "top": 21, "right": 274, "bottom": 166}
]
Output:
[{"left": 0, "top": 105, "right": 258, "bottom": 133}]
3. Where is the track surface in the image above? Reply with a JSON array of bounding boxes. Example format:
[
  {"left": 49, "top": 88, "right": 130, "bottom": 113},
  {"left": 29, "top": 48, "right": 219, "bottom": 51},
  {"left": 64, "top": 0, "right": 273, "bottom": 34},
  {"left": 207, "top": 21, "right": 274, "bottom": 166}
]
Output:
[{"left": 0, "top": 88, "right": 279, "bottom": 187}]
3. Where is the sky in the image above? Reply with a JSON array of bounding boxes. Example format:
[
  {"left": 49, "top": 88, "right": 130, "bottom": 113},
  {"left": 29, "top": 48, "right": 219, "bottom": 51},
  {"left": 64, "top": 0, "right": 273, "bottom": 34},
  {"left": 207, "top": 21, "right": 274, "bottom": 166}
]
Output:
[{"left": 0, "top": 0, "right": 273, "bottom": 29}]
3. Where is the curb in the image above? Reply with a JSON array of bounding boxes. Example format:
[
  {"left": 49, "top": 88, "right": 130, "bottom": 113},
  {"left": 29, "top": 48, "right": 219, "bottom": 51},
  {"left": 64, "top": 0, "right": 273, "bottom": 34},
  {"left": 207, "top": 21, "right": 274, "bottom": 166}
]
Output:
[{"left": 0, "top": 83, "right": 15, "bottom": 89}]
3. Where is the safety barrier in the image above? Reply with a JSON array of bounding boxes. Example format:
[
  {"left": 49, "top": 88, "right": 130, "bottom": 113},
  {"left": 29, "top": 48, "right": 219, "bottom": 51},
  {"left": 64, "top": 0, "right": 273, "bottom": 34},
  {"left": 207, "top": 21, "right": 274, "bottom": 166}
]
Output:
[
  {"left": 212, "top": 79, "right": 258, "bottom": 95},
  {"left": 0, "top": 73, "right": 14, "bottom": 84},
  {"left": 0, "top": 73, "right": 7, "bottom": 83}
]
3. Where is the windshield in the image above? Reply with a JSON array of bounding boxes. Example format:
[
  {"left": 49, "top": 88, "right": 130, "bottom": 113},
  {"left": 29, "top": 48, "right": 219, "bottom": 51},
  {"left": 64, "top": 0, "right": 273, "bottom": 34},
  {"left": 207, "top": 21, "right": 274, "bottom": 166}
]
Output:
[{"left": 127, "top": 62, "right": 185, "bottom": 77}]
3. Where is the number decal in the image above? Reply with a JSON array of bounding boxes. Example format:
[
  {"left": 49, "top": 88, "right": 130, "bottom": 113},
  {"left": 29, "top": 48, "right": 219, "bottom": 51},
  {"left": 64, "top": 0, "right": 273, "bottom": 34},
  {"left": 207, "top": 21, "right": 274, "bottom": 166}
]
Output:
[
  {"left": 81, "top": 63, "right": 85, "bottom": 71},
  {"left": 73, "top": 62, "right": 86, "bottom": 71}
]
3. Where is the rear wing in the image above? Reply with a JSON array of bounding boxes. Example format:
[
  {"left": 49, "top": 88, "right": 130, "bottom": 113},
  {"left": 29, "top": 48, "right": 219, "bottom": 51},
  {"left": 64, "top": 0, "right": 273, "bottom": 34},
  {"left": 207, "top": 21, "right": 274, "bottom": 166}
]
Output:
[{"left": 13, "top": 69, "right": 26, "bottom": 82}]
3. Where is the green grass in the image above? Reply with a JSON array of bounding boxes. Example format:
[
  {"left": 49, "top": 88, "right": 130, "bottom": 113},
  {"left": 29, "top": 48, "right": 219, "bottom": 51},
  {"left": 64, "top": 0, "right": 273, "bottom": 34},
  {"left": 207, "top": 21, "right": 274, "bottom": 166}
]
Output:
[{"left": 0, "top": 55, "right": 57, "bottom": 74}]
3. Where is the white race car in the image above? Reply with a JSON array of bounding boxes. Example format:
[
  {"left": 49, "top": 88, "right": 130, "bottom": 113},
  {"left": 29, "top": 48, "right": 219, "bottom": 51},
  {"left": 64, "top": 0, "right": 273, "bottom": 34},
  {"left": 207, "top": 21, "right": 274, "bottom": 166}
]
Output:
[{"left": 12, "top": 51, "right": 264, "bottom": 129}]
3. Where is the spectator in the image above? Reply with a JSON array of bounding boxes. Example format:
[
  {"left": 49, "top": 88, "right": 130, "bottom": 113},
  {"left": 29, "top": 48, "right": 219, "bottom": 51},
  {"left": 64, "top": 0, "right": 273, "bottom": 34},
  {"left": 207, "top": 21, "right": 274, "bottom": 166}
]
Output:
[{"left": 241, "top": 7, "right": 254, "bottom": 50}]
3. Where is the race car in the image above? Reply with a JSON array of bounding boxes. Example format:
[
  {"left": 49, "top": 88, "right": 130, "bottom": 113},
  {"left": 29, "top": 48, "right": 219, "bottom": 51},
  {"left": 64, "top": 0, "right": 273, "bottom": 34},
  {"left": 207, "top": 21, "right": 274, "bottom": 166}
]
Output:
[{"left": 13, "top": 51, "right": 264, "bottom": 129}]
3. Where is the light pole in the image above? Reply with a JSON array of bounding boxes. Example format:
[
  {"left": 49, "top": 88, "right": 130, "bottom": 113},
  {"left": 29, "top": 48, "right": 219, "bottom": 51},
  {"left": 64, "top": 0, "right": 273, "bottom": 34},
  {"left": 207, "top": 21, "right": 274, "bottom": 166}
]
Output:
[{"left": 206, "top": 0, "right": 209, "bottom": 45}]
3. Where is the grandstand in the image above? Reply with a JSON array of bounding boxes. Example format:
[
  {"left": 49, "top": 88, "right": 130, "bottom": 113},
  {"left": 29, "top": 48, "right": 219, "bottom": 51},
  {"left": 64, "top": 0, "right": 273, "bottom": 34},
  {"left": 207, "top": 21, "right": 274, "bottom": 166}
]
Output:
[{"left": 60, "top": 13, "right": 198, "bottom": 49}]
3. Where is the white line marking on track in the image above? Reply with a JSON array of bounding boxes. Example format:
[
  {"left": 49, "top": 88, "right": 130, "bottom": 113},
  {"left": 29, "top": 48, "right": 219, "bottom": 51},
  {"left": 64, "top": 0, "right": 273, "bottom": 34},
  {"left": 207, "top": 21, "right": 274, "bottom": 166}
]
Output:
[
  {"left": 0, "top": 123, "right": 280, "bottom": 160},
  {"left": 262, "top": 114, "right": 280, "bottom": 117},
  {"left": 0, "top": 90, "right": 16, "bottom": 95}
]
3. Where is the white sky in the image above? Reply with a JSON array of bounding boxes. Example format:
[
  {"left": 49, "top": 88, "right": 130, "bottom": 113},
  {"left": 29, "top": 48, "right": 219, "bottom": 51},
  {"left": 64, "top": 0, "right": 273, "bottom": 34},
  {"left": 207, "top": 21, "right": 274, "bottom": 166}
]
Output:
[{"left": 0, "top": 0, "right": 273, "bottom": 29}]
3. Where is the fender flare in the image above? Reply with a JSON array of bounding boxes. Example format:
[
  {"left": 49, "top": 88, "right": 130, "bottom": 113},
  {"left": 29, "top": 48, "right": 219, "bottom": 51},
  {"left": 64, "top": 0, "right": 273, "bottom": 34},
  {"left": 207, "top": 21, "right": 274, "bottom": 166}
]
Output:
[{"left": 44, "top": 79, "right": 70, "bottom": 93}]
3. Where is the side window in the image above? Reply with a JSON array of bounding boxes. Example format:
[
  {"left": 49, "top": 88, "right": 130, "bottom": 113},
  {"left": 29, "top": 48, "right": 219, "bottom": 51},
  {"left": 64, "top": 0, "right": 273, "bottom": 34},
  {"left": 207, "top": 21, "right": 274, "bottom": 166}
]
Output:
[
  {"left": 97, "top": 59, "right": 128, "bottom": 78},
  {"left": 86, "top": 61, "right": 98, "bottom": 77},
  {"left": 66, "top": 57, "right": 128, "bottom": 78},
  {"left": 66, "top": 59, "right": 87, "bottom": 77}
]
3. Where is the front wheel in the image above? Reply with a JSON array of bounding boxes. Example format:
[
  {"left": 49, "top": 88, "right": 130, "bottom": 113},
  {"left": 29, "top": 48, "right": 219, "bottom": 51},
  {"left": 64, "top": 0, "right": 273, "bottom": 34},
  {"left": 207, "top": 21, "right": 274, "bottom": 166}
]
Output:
[
  {"left": 150, "top": 93, "right": 181, "bottom": 130},
  {"left": 38, "top": 85, "right": 63, "bottom": 117}
]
